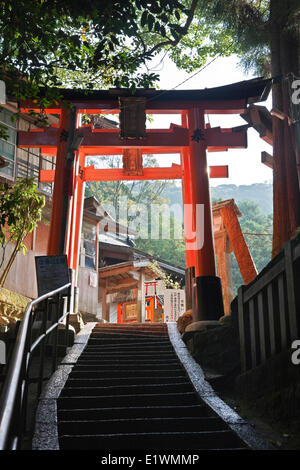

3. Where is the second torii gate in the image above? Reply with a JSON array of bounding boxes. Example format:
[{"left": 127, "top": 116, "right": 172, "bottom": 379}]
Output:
[{"left": 18, "top": 78, "right": 270, "bottom": 322}]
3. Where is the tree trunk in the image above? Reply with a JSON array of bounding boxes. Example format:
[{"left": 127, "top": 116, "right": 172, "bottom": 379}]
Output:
[
  {"left": 270, "top": 0, "right": 300, "bottom": 257},
  {"left": 0, "top": 237, "right": 22, "bottom": 287}
]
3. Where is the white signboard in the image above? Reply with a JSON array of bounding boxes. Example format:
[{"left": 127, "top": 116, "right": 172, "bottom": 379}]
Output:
[
  {"left": 163, "top": 289, "right": 186, "bottom": 322},
  {"left": 89, "top": 271, "right": 98, "bottom": 288},
  {"left": 0, "top": 340, "right": 5, "bottom": 364},
  {"left": 0, "top": 81, "right": 6, "bottom": 104}
]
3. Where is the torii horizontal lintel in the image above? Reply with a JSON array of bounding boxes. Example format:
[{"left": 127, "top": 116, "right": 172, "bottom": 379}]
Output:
[
  {"left": 18, "top": 125, "right": 247, "bottom": 150},
  {"left": 40, "top": 165, "right": 228, "bottom": 183},
  {"left": 38, "top": 146, "right": 235, "bottom": 156},
  {"left": 20, "top": 98, "right": 247, "bottom": 115}
]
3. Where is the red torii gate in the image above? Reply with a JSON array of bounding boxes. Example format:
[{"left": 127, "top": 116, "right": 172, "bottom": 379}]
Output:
[{"left": 18, "top": 78, "right": 270, "bottom": 322}]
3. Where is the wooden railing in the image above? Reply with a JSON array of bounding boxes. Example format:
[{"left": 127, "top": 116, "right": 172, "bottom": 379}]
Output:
[{"left": 237, "top": 236, "right": 300, "bottom": 373}]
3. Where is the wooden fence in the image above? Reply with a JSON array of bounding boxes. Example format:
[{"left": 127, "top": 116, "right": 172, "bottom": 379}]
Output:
[{"left": 237, "top": 237, "right": 300, "bottom": 372}]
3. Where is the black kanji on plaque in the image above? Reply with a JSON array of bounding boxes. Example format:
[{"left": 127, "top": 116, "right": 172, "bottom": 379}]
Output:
[
  {"left": 60, "top": 129, "right": 69, "bottom": 142},
  {"left": 191, "top": 128, "right": 205, "bottom": 143}
]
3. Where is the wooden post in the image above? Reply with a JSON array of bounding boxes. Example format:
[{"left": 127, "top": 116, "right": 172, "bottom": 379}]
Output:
[
  {"left": 181, "top": 112, "right": 195, "bottom": 271},
  {"left": 284, "top": 241, "right": 298, "bottom": 339},
  {"left": 181, "top": 148, "right": 195, "bottom": 270},
  {"left": 238, "top": 285, "right": 247, "bottom": 373},
  {"left": 220, "top": 205, "right": 257, "bottom": 285},
  {"left": 48, "top": 108, "right": 71, "bottom": 255},
  {"left": 68, "top": 152, "right": 85, "bottom": 284},
  {"left": 140, "top": 271, "right": 145, "bottom": 323},
  {"left": 102, "top": 284, "right": 108, "bottom": 322},
  {"left": 136, "top": 271, "right": 145, "bottom": 323},
  {"left": 181, "top": 144, "right": 196, "bottom": 312}
]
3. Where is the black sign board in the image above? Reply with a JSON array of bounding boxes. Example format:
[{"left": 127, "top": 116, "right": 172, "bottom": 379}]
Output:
[{"left": 35, "top": 255, "right": 70, "bottom": 297}]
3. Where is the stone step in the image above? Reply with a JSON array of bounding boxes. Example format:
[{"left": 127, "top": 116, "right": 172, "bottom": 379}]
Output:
[
  {"left": 81, "top": 343, "right": 174, "bottom": 351},
  {"left": 64, "top": 376, "right": 189, "bottom": 387},
  {"left": 91, "top": 331, "right": 168, "bottom": 337},
  {"left": 79, "top": 352, "right": 176, "bottom": 359},
  {"left": 71, "top": 363, "right": 184, "bottom": 371},
  {"left": 58, "top": 416, "right": 227, "bottom": 435},
  {"left": 94, "top": 324, "right": 167, "bottom": 330},
  {"left": 56, "top": 323, "right": 249, "bottom": 452},
  {"left": 57, "top": 405, "right": 210, "bottom": 421},
  {"left": 75, "top": 357, "right": 181, "bottom": 365},
  {"left": 92, "top": 328, "right": 168, "bottom": 333},
  {"left": 69, "top": 369, "right": 185, "bottom": 379},
  {"left": 57, "top": 392, "right": 199, "bottom": 409},
  {"left": 59, "top": 430, "right": 245, "bottom": 450},
  {"left": 88, "top": 338, "right": 171, "bottom": 345},
  {"left": 60, "top": 382, "right": 194, "bottom": 397}
]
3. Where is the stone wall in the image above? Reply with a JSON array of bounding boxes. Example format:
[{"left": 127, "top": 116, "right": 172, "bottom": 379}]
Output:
[
  {"left": 181, "top": 316, "right": 241, "bottom": 377},
  {"left": 235, "top": 349, "right": 300, "bottom": 423},
  {"left": 0, "top": 287, "right": 30, "bottom": 332}
]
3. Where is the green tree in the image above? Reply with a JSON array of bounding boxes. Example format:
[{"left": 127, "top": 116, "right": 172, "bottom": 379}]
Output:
[
  {"left": 0, "top": 178, "right": 45, "bottom": 287},
  {"left": 136, "top": 235, "right": 186, "bottom": 267},
  {"left": 85, "top": 155, "right": 170, "bottom": 213},
  {"left": 85, "top": 156, "right": 186, "bottom": 266},
  {"left": 0, "top": 0, "right": 198, "bottom": 104}
]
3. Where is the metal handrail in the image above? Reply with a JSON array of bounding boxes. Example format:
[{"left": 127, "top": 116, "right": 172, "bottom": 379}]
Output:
[{"left": 0, "top": 282, "right": 72, "bottom": 450}]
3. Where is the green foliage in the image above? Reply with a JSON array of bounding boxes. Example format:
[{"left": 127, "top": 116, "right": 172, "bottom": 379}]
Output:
[
  {"left": 0, "top": 177, "right": 45, "bottom": 286},
  {"left": 0, "top": 0, "right": 196, "bottom": 105},
  {"left": 166, "top": 0, "right": 299, "bottom": 75},
  {"left": 149, "top": 260, "right": 181, "bottom": 289},
  {"left": 84, "top": 156, "right": 186, "bottom": 267},
  {"left": 169, "top": 17, "right": 236, "bottom": 73},
  {"left": 136, "top": 236, "right": 186, "bottom": 267},
  {"left": 85, "top": 155, "right": 171, "bottom": 210},
  {"left": 88, "top": 173, "right": 274, "bottom": 276}
]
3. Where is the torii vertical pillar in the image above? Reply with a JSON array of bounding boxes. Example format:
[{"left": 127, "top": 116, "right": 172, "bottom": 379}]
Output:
[
  {"left": 187, "top": 106, "right": 224, "bottom": 321},
  {"left": 67, "top": 151, "right": 86, "bottom": 284},
  {"left": 181, "top": 111, "right": 196, "bottom": 311},
  {"left": 48, "top": 108, "right": 71, "bottom": 255},
  {"left": 47, "top": 107, "right": 84, "bottom": 285}
]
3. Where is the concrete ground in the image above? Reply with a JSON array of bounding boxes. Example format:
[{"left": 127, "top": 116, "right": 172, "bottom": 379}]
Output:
[{"left": 22, "top": 352, "right": 69, "bottom": 450}]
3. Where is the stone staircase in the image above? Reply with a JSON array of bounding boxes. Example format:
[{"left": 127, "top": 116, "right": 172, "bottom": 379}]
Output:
[{"left": 57, "top": 323, "right": 248, "bottom": 450}]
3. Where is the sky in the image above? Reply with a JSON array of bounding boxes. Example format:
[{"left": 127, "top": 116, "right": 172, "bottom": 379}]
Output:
[{"left": 146, "top": 54, "right": 273, "bottom": 187}]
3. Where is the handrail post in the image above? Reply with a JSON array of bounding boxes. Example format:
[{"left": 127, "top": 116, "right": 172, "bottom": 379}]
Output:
[
  {"left": 69, "top": 268, "right": 75, "bottom": 316},
  {"left": 284, "top": 240, "right": 298, "bottom": 340},
  {"left": 238, "top": 285, "right": 247, "bottom": 373},
  {"left": 20, "top": 309, "right": 34, "bottom": 438},
  {"left": 37, "top": 298, "right": 49, "bottom": 396},
  {"left": 52, "top": 293, "right": 62, "bottom": 374},
  {"left": 65, "top": 269, "right": 75, "bottom": 348}
]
